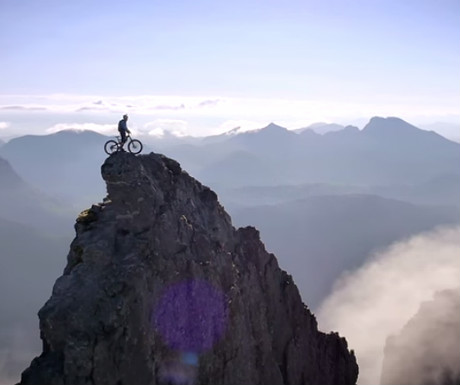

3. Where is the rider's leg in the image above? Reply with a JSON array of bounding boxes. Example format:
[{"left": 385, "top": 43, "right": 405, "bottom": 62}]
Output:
[{"left": 120, "top": 131, "right": 127, "bottom": 150}]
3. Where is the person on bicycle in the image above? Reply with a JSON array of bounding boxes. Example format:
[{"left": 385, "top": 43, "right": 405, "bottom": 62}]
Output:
[{"left": 118, "top": 114, "right": 131, "bottom": 149}]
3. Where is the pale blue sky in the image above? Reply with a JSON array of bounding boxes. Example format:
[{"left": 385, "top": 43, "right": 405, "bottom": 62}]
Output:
[{"left": 0, "top": 0, "right": 459, "bottom": 137}]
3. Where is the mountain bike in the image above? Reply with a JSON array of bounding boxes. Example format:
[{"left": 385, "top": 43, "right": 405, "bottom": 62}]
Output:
[{"left": 104, "top": 135, "right": 143, "bottom": 155}]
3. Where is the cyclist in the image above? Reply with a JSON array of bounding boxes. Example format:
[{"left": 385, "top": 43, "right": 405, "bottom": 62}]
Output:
[{"left": 118, "top": 114, "right": 131, "bottom": 149}]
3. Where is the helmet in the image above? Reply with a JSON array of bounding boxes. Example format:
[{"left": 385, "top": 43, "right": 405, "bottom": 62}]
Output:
[{"left": 123, "top": 114, "right": 128, "bottom": 119}]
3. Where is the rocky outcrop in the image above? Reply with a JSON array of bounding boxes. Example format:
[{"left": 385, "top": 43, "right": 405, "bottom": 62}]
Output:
[
  {"left": 18, "top": 152, "right": 358, "bottom": 385},
  {"left": 381, "top": 289, "right": 460, "bottom": 385}
]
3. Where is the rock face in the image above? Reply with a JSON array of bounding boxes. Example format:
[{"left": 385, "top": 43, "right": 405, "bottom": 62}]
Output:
[
  {"left": 381, "top": 289, "right": 460, "bottom": 385},
  {"left": 19, "top": 152, "right": 358, "bottom": 385}
]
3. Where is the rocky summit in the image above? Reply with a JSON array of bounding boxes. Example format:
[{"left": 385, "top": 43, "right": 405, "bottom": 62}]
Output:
[{"left": 18, "top": 152, "right": 358, "bottom": 385}]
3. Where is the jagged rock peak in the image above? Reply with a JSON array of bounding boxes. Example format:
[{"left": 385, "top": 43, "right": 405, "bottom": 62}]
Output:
[{"left": 19, "top": 152, "right": 358, "bottom": 385}]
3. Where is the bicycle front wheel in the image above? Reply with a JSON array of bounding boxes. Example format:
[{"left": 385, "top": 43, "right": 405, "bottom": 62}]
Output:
[
  {"left": 128, "top": 139, "right": 143, "bottom": 154},
  {"left": 104, "top": 140, "right": 119, "bottom": 155}
]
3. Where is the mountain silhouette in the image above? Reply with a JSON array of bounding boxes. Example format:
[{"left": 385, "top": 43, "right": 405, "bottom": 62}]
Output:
[
  {"left": 170, "top": 117, "right": 459, "bottom": 189},
  {"left": 225, "top": 123, "right": 299, "bottom": 153}
]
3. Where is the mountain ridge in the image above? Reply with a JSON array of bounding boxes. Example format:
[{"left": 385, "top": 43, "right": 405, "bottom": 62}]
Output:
[{"left": 2, "top": 117, "right": 459, "bottom": 144}]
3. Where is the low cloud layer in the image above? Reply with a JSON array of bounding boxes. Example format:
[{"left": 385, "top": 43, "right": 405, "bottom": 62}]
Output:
[
  {"left": 317, "top": 225, "right": 460, "bottom": 385},
  {"left": 1, "top": 93, "right": 459, "bottom": 140},
  {"left": 145, "top": 119, "right": 189, "bottom": 137},
  {"left": 45, "top": 122, "right": 116, "bottom": 135}
]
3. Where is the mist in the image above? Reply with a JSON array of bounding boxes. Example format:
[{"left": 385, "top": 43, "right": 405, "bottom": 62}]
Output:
[
  {"left": 381, "top": 287, "right": 460, "bottom": 385},
  {"left": 0, "top": 326, "right": 38, "bottom": 385},
  {"left": 317, "top": 225, "right": 460, "bottom": 385}
]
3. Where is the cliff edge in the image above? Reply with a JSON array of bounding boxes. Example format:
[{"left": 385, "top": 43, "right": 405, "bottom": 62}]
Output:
[{"left": 19, "top": 152, "right": 358, "bottom": 385}]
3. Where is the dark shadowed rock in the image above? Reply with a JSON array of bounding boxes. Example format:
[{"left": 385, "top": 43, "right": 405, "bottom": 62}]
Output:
[
  {"left": 18, "top": 152, "right": 358, "bottom": 385},
  {"left": 380, "top": 288, "right": 460, "bottom": 385}
]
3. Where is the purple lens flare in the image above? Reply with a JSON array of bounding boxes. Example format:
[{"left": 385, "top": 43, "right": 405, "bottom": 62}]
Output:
[{"left": 153, "top": 279, "right": 228, "bottom": 353}]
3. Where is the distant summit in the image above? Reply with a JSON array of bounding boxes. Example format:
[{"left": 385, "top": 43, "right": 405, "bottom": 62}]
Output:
[
  {"left": 260, "top": 122, "right": 288, "bottom": 133},
  {"left": 18, "top": 152, "right": 358, "bottom": 385},
  {"left": 202, "top": 124, "right": 289, "bottom": 144},
  {"left": 363, "top": 117, "right": 421, "bottom": 136},
  {"left": 361, "top": 116, "right": 459, "bottom": 152},
  {"left": 218, "top": 123, "right": 289, "bottom": 138},
  {"left": 225, "top": 122, "right": 290, "bottom": 137}
]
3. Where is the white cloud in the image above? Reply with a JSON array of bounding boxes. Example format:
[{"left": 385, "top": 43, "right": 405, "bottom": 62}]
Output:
[
  {"left": 197, "top": 99, "right": 221, "bottom": 108},
  {"left": 0, "top": 122, "right": 10, "bottom": 130},
  {"left": 2, "top": 93, "right": 459, "bottom": 123},
  {"left": 1, "top": 93, "right": 459, "bottom": 138},
  {"left": 144, "top": 119, "right": 189, "bottom": 137},
  {"left": 46, "top": 123, "right": 116, "bottom": 135},
  {"left": 317, "top": 226, "right": 460, "bottom": 385}
]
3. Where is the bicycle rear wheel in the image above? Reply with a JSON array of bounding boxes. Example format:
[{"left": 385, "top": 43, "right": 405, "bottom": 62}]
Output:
[
  {"left": 128, "top": 139, "right": 143, "bottom": 154},
  {"left": 104, "top": 140, "right": 119, "bottom": 155}
]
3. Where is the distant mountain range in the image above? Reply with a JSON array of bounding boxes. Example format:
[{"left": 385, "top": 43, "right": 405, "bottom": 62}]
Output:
[
  {"left": 0, "top": 130, "right": 110, "bottom": 210},
  {"left": 159, "top": 117, "right": 459, "bottom": 205},
  {"left": 294, "top": 122, "right": 347, "bottom": 135},
  {"left": 1, "top": 116, "right": 459, "bottom": 308}
]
